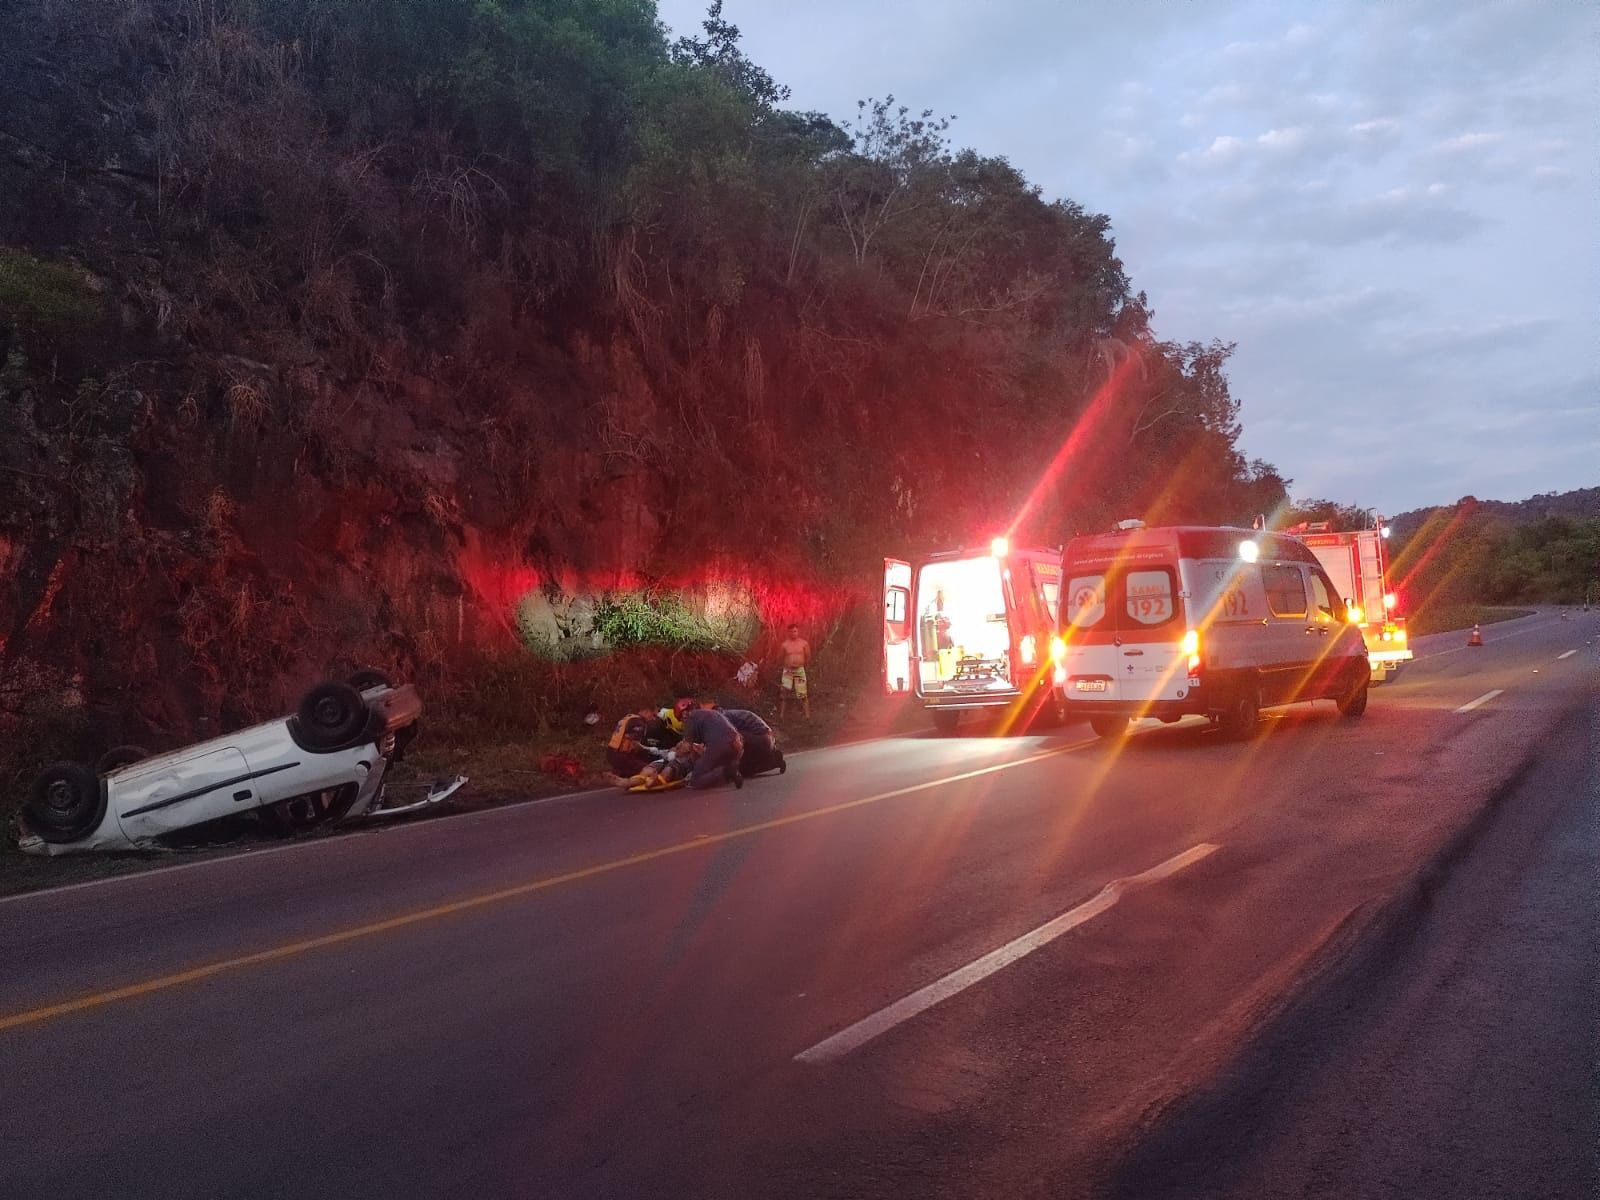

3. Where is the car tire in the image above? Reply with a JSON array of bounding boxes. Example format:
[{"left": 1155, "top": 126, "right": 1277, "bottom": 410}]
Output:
[
  {"left": 296, "top": 681, "right": 369, "bottom": 750},
  {"left": 1337, "top": 674, "right": 1369, "bottom": 717},
  {"left": 25, "top": 762, "right": 106, "bottom": 844},
  {"left": 1090, "top": 715, "right": 1128, "bottom": 740},
  {"left": 348, "top": 668, "right": 394, "bottom": 692},
  {"left": 931, "top": 710, "right": 961, "bottom": 736},
  {"left": 1219, "top": 689, "right": 1260, "bottom": 741},
  {"left": 96, "top": 745, "right": 150, "bottom": 774},
  {"left": 257, "top": 785, "right": 358, "bottom": 834}
]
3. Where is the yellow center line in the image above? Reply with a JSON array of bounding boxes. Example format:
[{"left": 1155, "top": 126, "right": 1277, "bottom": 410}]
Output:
[{"left": 0, "top": 739, "right": 1096, "bottom": 1035}]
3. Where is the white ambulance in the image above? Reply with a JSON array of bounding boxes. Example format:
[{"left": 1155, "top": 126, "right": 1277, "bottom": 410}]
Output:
[
  {"left": 1288, "top": 521, "right": 1412, "bottom": 682},
  {"left": 1055, "top": 523, "right": 1372, "bottom": 740},
  {"left": 883, "top": 539, "right": 1065, "bottom": 733}
]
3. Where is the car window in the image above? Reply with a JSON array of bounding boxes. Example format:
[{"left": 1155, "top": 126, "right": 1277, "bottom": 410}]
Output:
[
  {"left": 1263, "top": 564, "right": 1308, "bottom": 618},
  {"left": 1308, "top": 571, "right": 1339, "bottom": 622},
  {"left": 885, "top": 586, "right": 908, "bottom": 627},
  {"left": 1124, "top": 569, "right": 1177, "bottom": 626},
  {"left": 1065, "top": 574, "right": 1105, "bottom": 629}
]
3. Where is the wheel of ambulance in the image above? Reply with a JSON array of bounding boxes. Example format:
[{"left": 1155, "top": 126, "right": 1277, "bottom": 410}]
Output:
[
  {"left": 1089, "top": 715, "right": 1128, "bottom": 740},
  {"left": 96, "top": 744, "right": 150, "bottom": 774},
  {"left": 24, "top": 762, "right": 106, "bottom": 844},
  {"left": 1218, "top": 689, "right": 1260, "bottom": 741},
  {"left": 931, "top": 710, "right": 961, "bottom": 736},
  {"left": 296, "top": 681, "right": 369, "bottom": 750},
  {"left": 257, "top": 785, "right": 357, "bottom": 834},
  {"left": 1337, "top": 674, "right": 1369, "bottom": 718},
  {"left": 348, "top": 668, "right": 393, "bottom": 693}
]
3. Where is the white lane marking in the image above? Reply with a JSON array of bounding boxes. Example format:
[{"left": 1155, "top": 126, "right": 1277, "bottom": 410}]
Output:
[
  {"left": 1557, "top": 650, "right": 1578, "bottom": 660},
  {"left": 795, "top": 842, "right": 1221, "bottom": 1065},
  {"left": 1454, "top": 689, "right": 1504, "bottom": 713}
]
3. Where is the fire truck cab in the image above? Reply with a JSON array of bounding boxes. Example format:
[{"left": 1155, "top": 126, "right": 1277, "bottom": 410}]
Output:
[
  {"left": 884, "top": 539, "right": 1064, "bottom": 734},
  {"left": 1289, "top": 521, "right": 1412, "bottom": 682}
]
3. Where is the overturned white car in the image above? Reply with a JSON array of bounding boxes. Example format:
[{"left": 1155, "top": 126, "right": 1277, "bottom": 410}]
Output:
[{"left": 17, "top": 671, "right": 463, "bottom": 856}]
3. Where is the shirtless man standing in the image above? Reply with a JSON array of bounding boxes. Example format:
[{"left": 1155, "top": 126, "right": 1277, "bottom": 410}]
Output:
[{"left": 778, "top": 623, "right": 811, "bottom": 720}]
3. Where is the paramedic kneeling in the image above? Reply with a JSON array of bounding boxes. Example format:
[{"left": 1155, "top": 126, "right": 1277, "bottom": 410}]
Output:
[
  {"left": 699, "top": 700, "right": 782, "bottom": 775},
  {"left": 680, "top": 705, "right": 744, "bottom": 789},
  {"left": 606, "top": 704, "right": 661, "bottom": 776}
]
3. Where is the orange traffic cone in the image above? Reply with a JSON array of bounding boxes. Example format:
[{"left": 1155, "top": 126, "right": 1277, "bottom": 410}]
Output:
[{"left": 1467, "top": 624, "right": 1484, "bottom": 647}]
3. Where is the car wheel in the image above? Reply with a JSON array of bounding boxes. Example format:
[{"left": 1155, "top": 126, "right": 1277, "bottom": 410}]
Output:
[
  {"left": 1219, "top": 689, "right": 1260, "bottom": 740},
  {"left": 1089, "top": 715, "right": 1129, "bottom": 739},
  {"left": 348, "top": 668, "right": 394, "bottom": 693},
  {"left": 257, "top": 785, "right": 357, "bottom": 834},
  {"left": 24, "top": 763, "right": 106, "bottom": 844},
  {"left": 931, "top": 710, "right": 961, "bottom": 736},
  {"left": 1337, "top": 674, "right": 1369, "bottom": 717},
  {"left": 296, "top": 681, "right": 369, "bottom": 750},
  {"left": 96, "top": 745, "right": 150, "bottom": 775}
]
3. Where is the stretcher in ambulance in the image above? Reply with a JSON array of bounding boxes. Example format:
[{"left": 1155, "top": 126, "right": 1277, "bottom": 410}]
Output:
[
  {"left": 1056, "top": 524, "right": 1372, "bottom": 741},
  {"left": 883, "top": 539, "right": 1064, "bottom": 734}
]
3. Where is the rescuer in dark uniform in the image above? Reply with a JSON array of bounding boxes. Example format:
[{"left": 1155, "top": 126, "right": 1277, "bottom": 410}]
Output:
[
  {"left": 680, "top": 704, "right": 744, "bottom": 789},
  {"left": 699, "top": 700, "right": 785, "bottom": 776}
]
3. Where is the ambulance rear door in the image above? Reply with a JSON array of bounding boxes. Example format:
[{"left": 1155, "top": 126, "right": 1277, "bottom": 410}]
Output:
[
  {"left": 1060, "top": 560, "right": 1121, "bottom": 701},
  {"left": 1115, "top": 562, "right": 1188, "bottom": 707},
  {"left": 883, "top": 558, "right": 913, "bottom": 695}
]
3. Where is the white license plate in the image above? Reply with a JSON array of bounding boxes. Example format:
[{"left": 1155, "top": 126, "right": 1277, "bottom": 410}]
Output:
[{"left": 1074, "top": 679, "right": 1108, "bottom": 692}]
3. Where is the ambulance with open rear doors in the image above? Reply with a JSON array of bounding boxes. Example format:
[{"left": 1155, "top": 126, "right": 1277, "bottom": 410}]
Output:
[
  {"left": 1055, "top": 523, "right": 1372, "bottom": 740},
  {"left": 884, "top": 539, "right": 1065, "bottom": 733}
]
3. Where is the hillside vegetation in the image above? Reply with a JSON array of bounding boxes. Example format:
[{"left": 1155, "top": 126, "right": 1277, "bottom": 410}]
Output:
[
  {"left": 1390, "top": 491, "right": 1600, "bottom": 612},
  {"left": 0, "top": 0, "right": 1287, "bottom": 776}
]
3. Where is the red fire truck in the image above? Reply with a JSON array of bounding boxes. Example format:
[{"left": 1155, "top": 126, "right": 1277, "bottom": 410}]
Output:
[
  {"left": 884, "top": 538, "right": 1065, "bottom": 733},
  {"left": 1287, "top": 520, "right": 1412, "bottom": 682}
]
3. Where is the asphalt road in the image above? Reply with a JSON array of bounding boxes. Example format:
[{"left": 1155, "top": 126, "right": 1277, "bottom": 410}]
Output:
[{"left": 1, "top": 611, "right": 1593, "bottom": 1199}]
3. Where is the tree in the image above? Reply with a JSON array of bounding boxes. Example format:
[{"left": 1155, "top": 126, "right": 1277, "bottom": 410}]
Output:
[{"left": 827, "top": 96, "right": 953, "bottom": 265}]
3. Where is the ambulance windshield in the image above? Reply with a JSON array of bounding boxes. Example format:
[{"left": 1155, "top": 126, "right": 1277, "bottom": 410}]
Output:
[{"left": 915, "top": 556, "right": 1012, "bottom": 692}]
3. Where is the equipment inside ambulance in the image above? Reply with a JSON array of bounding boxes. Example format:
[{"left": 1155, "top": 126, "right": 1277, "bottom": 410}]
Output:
[
  {"left": 1287, "top": 520, "right": 1412, "bottom": 682},
  {"left": 1056, "top": 524, "right": 1371, "bottom": 742},
  {"left": 884, "top": 541, "right": 1064, "bottom": 734}
]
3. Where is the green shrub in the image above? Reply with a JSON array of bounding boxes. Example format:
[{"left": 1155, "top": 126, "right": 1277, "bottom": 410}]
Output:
[
  {"left": 0, "top": 247, "right": 101, "bottom": 333},
  {"left": 592, "top": 590, "right": 721, "bottom": 650}
]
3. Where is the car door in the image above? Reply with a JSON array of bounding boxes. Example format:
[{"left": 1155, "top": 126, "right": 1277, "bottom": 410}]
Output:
[
  {"left": 883, "top": 558, "right": 913, "bottom": 695},
  {"left": 1060, "top": 565, "right": 1118, "bottom": 701},
  {"left": 1117, "top": 565, "right": 1187, "bottom": 706},
  {"left": 1305, "top": 566, "right": 1361, "bottom": 697},
  {"left": 113, "top": 745, "right": 254, "bottom": 842},
  {"left": 1259, "top": 562, "right": 1312, "bottom": 703}
]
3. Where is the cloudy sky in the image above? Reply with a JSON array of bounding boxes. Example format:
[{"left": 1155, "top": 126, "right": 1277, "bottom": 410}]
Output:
[{"left": 657, "top": 0, "right": 1598, "bottom": 513}]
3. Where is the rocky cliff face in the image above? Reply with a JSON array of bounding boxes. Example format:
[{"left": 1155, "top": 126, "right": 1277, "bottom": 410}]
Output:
[
  {"left": 0, "top": 4, "right": 856, "bottom": 765},
  {"left": 0, "top": 1, "right": 1283, "bottom": 779}
]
